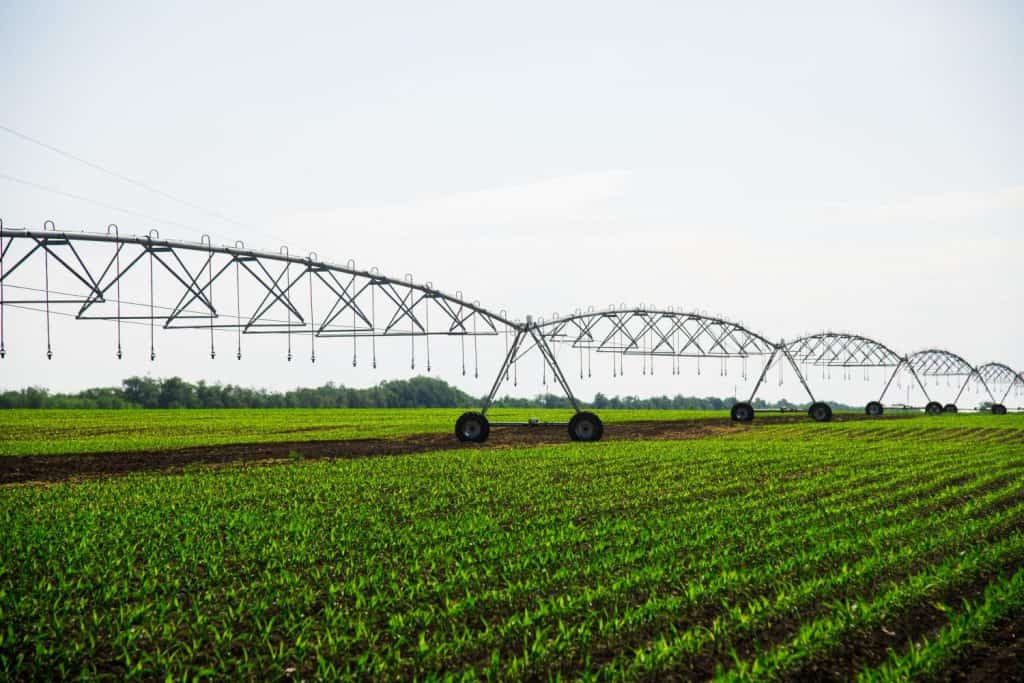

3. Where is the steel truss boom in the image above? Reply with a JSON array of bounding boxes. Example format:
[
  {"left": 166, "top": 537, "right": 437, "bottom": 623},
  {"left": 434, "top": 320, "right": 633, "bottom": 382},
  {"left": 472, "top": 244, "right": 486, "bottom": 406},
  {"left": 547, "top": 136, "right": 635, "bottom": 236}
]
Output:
[
  {"left": 897, "top": 349, "right": 996, "bottom": 408},
  {"left": 977, "top": 362, "right": 1024, "bottom": 405},
  {"left": 2, "top": 221, "right": 1021, "bottom": 439},
  {"left": 784, "top": 332, "right": 902, "bottom": 368},
  {"left": 782, "top": 332, "right": 928, "bottom": 414},
  {"left": 0, "top": 225, "right": 513, "bottom": 366},
  {"left": 478, "top": 307, "right": 777, "bottom": 412},
  {"left": 534, "top": 307, "right": 776, "bottom": 357},
  {"left": 530, "top": 307, "right": 812, "bottom": 409}
]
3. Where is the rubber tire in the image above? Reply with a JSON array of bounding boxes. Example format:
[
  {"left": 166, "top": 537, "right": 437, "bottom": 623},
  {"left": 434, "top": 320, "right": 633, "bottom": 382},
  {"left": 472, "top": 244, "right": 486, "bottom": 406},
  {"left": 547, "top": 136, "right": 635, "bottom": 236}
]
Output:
[
  {"left": 455, "top": 411, "right": 490, "bottom": 443},
  {"left": 568, "top": 412, "right": 604, "bottom": 442},
  {"left": 730, "top": 402, "right": 755, "bottom": 422},
  {"left": 925, "top": 401, "right": 943, "bottom": 416},
  {"left": 865, "top": 401, "right": 884, "bottom": 417},
  {"left": 809, "top": 402, "right": 833, "bottom": 422},
  {"left": 943, "top": 404, "right": 958, "bottom": 414},
  {"left": 992, "top": 404, "right": 1008, "bottom": 416}
]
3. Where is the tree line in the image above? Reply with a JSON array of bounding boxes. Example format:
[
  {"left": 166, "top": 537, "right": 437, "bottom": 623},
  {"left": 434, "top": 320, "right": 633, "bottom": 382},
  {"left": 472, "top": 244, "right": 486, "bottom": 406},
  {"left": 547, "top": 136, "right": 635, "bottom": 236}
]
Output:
[
  {"left": 0, "top": 376, "right": 476, "bottom": 409},
  {"left": 0, "top": 375, "right": 855, "bottom": 410}
]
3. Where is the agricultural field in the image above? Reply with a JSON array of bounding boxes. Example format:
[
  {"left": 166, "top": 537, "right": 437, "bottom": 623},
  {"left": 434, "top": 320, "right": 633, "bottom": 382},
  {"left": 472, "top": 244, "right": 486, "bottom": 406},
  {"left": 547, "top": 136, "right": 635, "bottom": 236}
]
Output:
[
  {"left": 1, "top": 407, "right": 766, "bottom": 457},
  {"left": 2, "top": 412, "right": 1023, "bottom": 679}
]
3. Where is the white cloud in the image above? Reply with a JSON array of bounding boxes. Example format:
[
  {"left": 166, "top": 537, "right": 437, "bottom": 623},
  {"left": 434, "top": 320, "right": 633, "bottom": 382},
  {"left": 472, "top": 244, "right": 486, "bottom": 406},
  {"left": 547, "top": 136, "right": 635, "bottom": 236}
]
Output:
[
  {"left": 282, "top": 171, "right": 631, "bottom": 239},
  {"left": 807, "top": 185, "right": 1024, "bottom": 227}
]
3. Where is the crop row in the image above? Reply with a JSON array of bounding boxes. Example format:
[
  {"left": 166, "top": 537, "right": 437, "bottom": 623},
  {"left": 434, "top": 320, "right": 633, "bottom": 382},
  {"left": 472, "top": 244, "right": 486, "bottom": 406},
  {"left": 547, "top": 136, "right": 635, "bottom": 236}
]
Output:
[
  {"left": 3, "top": 407, "right": 1022, "bottom": 457},
  {"left": 857, "top": 566, "right": 1024, "bottom": 681},
  {"left": 2, "top": 422, "right": 1022, "bottom": 678},
  {"left": 0, "top": 407, "right": 742, "bottom": 456}
]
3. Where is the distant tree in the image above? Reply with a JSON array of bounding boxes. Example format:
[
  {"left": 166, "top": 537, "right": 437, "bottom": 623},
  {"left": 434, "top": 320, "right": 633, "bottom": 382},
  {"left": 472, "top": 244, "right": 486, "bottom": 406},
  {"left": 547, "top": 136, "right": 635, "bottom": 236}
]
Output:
[
  {"left": 0, "top": 374, "right": 857, "bottom": 411},
  {"left": 122, "top": 377, "right": 160, "bottom": 408},
  {"left": 705, "top": 396, "right": 724, "bottom": 410},
  {"left": 158, "top": 377, "right": 195, "bottom": 409}
]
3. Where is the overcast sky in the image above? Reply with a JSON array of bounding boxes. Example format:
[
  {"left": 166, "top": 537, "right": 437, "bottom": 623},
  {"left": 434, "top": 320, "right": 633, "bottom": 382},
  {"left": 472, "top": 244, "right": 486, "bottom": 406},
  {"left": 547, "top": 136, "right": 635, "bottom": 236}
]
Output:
[{"left": 1, "top": 1, "right": 1021, "bottom": 404}]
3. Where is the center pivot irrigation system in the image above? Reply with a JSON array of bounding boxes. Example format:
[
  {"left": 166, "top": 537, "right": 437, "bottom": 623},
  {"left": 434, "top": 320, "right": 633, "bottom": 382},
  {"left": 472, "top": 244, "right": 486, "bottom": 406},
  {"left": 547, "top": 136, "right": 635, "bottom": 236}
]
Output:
[{"left": 2, "top": 221, "right": 1021, "bottom": 442}]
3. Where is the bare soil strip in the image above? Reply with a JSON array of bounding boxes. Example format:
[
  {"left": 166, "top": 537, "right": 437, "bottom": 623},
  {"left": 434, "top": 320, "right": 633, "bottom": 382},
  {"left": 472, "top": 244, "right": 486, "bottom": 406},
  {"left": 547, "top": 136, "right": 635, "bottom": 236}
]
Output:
[
  {"left": 0, "top": 419, "right": 735, "bottom": 484},
  {"left": 946, "top": 611, "right": 1024, "bottom": 682},
  {"left": 0, "top": 414, "right": 867, "bottom": 485},
  {"left": 0, "top": 411, "right": 940, "bottom": 485},
  {"left": 783, "top": 564, "right": 1018, "bottom": 682}
]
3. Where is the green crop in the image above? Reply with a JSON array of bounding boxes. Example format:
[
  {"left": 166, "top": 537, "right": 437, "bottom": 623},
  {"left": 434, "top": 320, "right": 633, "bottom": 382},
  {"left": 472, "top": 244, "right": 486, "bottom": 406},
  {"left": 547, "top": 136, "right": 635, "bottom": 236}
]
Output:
[
  {"left": 857, "top": 567, "right": 1024, "bottom": 681},
  {"left": 1, "top": 415, "right": 1022, "bottom": 679},
  {"left": 1, "top": 407, "right": 775, "bottom": 456}
]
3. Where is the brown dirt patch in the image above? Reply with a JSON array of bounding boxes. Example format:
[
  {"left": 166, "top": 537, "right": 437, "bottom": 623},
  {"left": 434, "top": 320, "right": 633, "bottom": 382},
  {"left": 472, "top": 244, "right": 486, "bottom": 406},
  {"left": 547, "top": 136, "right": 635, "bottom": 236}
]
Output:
[
  {"left": 783, "top": 571, "right": 1004, "bottom": 682},
  {"left": 946, "top": 611, "right": 1024, "bottom": 682},
  {"left": 0, "top": 413, "right": 896, "bottom": 485}
]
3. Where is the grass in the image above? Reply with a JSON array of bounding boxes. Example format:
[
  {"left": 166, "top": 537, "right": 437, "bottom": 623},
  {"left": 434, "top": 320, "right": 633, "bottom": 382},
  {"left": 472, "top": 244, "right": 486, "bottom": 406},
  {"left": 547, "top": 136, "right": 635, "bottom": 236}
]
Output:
[
  {"left": 2, "top": 414, "right": 1023, "bottom": 679},
  {"left": 1, "top": 407, "right": 745, "bottom": 456}
]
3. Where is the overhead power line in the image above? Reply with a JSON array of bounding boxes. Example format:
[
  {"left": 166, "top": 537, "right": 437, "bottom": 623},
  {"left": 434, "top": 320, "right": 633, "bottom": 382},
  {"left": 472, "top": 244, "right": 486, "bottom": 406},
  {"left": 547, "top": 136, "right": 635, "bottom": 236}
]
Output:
[
  {"left": 0, "top": 123, "right": 296, "bottom": 248},
  {"left": 0, "top": 123, "right": 254, "bottom": 230},
  {"left": 0, "top": 171, "right": 207, "bottom": 233}
]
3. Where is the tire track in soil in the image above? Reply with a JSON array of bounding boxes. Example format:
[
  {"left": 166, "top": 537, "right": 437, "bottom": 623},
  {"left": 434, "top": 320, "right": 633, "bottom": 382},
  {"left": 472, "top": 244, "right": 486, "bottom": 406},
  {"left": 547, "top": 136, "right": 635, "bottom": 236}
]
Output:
[
  {"left": 0, "top": 413, "right": 912, "bottom": 485},
  {"left": 0, "top": 418, "right": 742, "bottom": 484}
]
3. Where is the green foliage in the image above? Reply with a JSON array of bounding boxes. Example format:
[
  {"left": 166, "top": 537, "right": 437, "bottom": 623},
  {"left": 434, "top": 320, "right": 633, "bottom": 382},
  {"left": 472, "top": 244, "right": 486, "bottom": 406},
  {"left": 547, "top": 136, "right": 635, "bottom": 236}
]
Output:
[
  {"left": 1, "top": 375, "right": 479, "bottom": 410},
  {"left": 1, "top": 416, "right": 1023, "bottom": 679},
  {"left": 0, "top": 375, "right": 858, "bottom": 411},
  {"left": 857, "top": 567, "right": 1024, "bottom": 681},
  {"left": 0, "top": 407, "right": 734, "bottom": 456}
]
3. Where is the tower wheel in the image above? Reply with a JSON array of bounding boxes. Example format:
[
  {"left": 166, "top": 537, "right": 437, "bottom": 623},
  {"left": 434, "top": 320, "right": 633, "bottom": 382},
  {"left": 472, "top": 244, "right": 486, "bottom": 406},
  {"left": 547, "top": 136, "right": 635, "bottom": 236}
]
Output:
[
  {"left": 865, "top": 401, "right": 883, "bottom": 417},
  {"left": 925, "top": 401, "right": 943, "bottom": 416},
  {"left": 808, "top": 402, "right": 833, "bottom": 422},
  {"left": 730, "top": 402, "right": 754, "bottom": 422},
  {"left": 455, "top": 412, "right": 490, "bottom": 443},
  {"left": 568, "top": 411, "right": 604, "bottom": 442}
]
